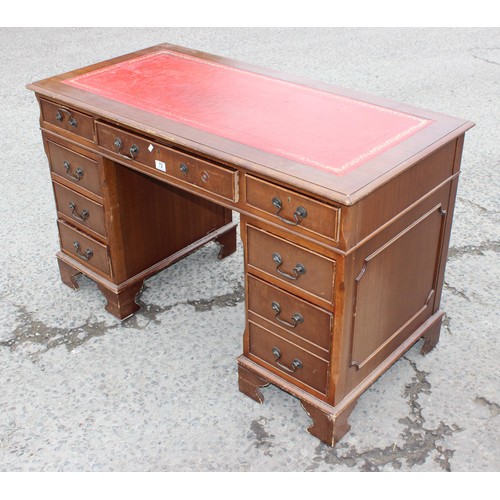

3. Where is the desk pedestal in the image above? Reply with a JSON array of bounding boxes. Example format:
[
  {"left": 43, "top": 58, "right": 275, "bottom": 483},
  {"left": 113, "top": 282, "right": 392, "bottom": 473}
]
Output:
[{"left": 42, "top": 133, "right": 237, "bottom": 319}]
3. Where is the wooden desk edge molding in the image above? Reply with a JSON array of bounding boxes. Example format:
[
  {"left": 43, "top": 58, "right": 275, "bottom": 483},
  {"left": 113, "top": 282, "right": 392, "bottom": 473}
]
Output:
[{"left": 27, "top": 43, "right": 474, "bottom": 446}]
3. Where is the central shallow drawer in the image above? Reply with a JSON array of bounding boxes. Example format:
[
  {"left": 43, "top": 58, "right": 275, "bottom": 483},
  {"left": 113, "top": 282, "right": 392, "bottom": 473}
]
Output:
[
  {"left": 96, "top": 121, "right": 238, "bottom": 202},
  {"left": 248, "top": 321, "right": 329, "bottom": 395},
  {"left": 246, "top": 224, "right": 336, "bottom": 305}
]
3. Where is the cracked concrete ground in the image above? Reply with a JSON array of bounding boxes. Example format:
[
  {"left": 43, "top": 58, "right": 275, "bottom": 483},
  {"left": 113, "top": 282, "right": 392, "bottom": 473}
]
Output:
[{"left": 1, "top": 28, "right": 499, "bottom": 472}]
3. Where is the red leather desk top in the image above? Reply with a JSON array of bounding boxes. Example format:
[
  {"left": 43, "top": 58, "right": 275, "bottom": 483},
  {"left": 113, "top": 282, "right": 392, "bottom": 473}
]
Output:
[{"left": 64, "top": 50, "right": 433, "bottom": 177}]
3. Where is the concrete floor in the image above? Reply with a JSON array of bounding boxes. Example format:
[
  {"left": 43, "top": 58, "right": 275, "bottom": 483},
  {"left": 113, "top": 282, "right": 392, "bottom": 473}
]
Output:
[{"left": 0, "top": 27, "right": 498, "bottom": 472}]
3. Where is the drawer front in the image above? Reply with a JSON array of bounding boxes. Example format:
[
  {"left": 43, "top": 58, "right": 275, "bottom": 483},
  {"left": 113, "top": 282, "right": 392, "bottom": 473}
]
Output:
[
  {"left": 53, "top": 182, "right": 106, "bottom": 238},
  {"left": 247, "top": 275, "right": 332, "bottom": 354},
  {"left": 46, "top": 139, "right": 102, "bottom": 196},
  {"left": 249, "top": 321, "right": 329, "bottom": 395},
  {"left": 96, "top": 122, "right": 238, "bottom": 202},
  {"left": 166, "top": 149, "right": 238, "bottom": 202},
  {"left": 40, "top": 99, "right": 94, "bottom": 141},
  {"left": 246, "top": 225, "right": 335, "bottom": 303},
  {"left": 58, "top": 221, "right": 111, "bottom": 277},
  {"left": 246, "top": 175, "right": 340, "bottom": 242}
]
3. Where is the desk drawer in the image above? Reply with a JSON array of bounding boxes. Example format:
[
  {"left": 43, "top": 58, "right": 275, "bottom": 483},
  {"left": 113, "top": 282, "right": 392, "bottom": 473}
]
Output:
[
  {"left": 247, "top": 275, "right": 332, "bottom": 355},
  {"left": 58, "top": 221, "right": 111, "bottom": 277},
  {"left": 40, "top": 99, "right": 94, "bottom": 142},
  {"left": 246, "top": 225, "right": 335, "bottom": 304},
  {"left": 249, "top": 321, "right": 329, "bottom": 395},
  {"left": 96, "top": 122, "right": 238, "bottom": 202},
  {"left": 246, "top": 175, "right": 340, "bottom": 243},
  {"left": 53, "top": 182, "right": 106, "bottom": 238},
  {"left": 46, "top": 139, "right": 102, "bottom": 197}
]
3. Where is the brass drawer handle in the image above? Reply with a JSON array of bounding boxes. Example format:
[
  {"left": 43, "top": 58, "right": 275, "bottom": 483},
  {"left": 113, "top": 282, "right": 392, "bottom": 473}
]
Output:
[
  {"left": 55, "top": 107, "right": 77, "bottom": 127},
  {"left": 272, "top": 252, "right": 306, "bottom": 280},
  {"left": 180, "top": 163, "right": 189, "bottom": 174},
  {"left": 272, "top": 196, "right": 307, "bottom": 226},
  {"left": 63, "top": 160, "right": 84, "bottom": 181},
  {"left": 114, "top": 137, "right": 139, "bottom": 160},
  {"left": 73, "top": 240, "right": 93, "bottom": 261},
  {"left": 272, "top": 347, "right": 303, "bottom": 373},
  {"left": 271, "top": 301, "right": 304, "bottom": 328},
  {"left": 69, "top": 201, "right": 89, "bottom": 222}
]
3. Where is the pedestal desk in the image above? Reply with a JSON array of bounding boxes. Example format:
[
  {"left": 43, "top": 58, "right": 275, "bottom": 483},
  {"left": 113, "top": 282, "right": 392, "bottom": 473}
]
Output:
[{"left": 27, "top": 44, "right": 474, "bottom": 446}]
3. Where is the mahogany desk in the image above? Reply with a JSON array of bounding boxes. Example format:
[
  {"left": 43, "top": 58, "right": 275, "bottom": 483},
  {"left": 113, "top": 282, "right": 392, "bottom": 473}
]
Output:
[{"left": 27, "top": 44, "right": 474, "bottom": 446}]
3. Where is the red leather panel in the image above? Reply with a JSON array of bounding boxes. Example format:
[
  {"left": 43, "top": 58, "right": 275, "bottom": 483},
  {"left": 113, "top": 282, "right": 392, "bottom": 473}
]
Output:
[{"left": 64, "top": 50, "right": 433, "bottom": 176}]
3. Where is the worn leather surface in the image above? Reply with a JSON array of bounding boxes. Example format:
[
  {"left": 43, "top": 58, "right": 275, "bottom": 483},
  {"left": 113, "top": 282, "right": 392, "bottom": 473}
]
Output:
[{"left": 64, "top": 50, "right": 432, "bottom": 176}]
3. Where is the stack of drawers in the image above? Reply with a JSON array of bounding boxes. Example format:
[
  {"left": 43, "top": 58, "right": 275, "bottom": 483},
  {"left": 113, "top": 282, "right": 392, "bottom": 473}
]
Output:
[
  {"left": 40, "top": 99, "right": 112, "bottom": 281},
  {"left": 37, "top": 97, "right": 238, "bottom": 320},
  {"left": 241, "top": 175, "right": 341, "bottom": 401}
]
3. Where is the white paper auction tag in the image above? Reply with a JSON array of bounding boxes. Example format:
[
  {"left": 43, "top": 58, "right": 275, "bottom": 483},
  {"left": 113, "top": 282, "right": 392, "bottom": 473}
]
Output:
[{"left": 155, "top": 160, "right": 166, "bottom": 172}]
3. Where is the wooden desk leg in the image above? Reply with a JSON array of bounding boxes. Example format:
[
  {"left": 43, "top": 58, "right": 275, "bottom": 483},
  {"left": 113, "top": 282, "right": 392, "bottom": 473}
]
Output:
[
  {"left": 238, "top": 364, "right": 269, "bottom": 403},
  {"left": 97, "top": 282, "right": 143, "bottom": 320},
  {"left": 237, "top": 355, "right": 359, "bottom": 447},
  {"left": 420, "top": 311, "right": 443, "bottom": 354},
  {"left": 300, "top": 400, "right": 358, "bottom": 447},
  {"left": 216, "top": 224, "right": 237, "bottom": 260},
  {"left": 58, "top": 258, "right": 80, "bottom": 290}
]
